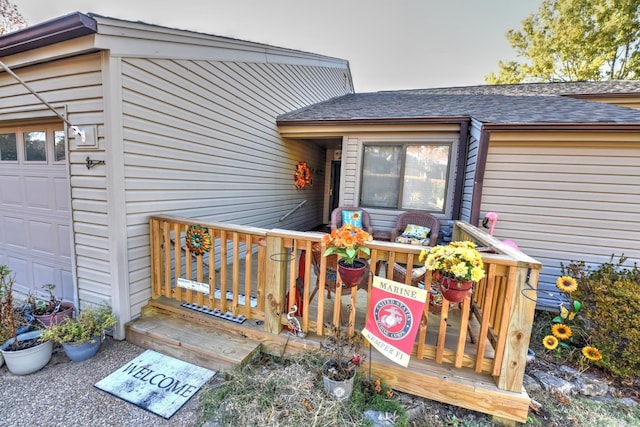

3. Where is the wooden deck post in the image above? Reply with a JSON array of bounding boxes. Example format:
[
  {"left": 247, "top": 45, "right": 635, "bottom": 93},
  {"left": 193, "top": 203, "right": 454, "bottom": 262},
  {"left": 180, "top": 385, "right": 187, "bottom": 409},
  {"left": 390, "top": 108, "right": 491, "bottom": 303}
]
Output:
[
  {"left": 263, "top": 234, "right": 286, "bottom": 334},
  {"left": 496, "top": 265, "right": 539, "bottom": 391}
]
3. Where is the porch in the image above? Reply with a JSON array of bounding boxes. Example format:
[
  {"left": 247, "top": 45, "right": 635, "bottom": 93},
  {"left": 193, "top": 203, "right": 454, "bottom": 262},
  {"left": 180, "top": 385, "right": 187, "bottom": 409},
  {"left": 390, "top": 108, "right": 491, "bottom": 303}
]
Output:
[{"left": 126, "top": 216, "right": 541, "bottom": 424}]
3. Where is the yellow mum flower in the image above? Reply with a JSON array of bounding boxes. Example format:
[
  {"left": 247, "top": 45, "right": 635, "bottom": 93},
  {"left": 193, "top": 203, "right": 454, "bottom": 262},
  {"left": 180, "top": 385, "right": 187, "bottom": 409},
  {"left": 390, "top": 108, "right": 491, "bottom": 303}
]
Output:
[
  {"left": 582, "top": 346, "right": 602, "bottom": 361},
  {"left": 556, "top": 276, "right": 578, "bottom": 293},
  {"left": 551, "top": 323, "right": 573, "bottom": 340},
  {"left": 543, "top": 335, "right": 559, "bottom": 350}
]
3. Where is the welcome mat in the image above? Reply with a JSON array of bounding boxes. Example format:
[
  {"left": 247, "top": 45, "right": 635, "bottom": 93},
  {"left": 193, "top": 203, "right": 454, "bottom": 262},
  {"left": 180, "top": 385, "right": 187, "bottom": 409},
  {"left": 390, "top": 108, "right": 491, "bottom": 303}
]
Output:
[{"left": 95, "top": 349, "right": 216, "bottom": 419}]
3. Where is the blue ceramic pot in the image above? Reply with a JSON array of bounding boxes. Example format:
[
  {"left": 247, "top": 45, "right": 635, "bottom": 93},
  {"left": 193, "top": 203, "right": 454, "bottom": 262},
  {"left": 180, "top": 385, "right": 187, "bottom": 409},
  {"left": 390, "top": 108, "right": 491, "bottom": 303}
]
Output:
[{"left": 61, "top": 336, "right": 101, "bottom": 362}]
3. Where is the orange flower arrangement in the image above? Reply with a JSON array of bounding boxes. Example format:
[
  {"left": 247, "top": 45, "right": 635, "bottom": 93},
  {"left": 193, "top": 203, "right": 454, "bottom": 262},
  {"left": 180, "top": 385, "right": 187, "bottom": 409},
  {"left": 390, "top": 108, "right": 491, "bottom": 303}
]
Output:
[
  {"left": 294, "top": 161, "right": 312, "bottom": 189},
  {"left": 322, "top": 224, "right": 372, "bottom": 266}
]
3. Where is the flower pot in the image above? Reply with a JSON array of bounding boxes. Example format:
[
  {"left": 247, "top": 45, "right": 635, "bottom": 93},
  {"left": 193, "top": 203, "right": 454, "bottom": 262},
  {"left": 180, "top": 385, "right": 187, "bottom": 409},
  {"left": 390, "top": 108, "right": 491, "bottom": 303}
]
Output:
[
  {"left": 322, "top": 360, "right": 356, "bottom": 401},
  {"left": 34, "top": 301, "right": 74, "bottom": 327},
  {"left": 436, "top": 274, "right": 473, "bottom": 303},
  {"left": 17, "top": 312, "right": 34, "bottom": 335},
  {"left": 0, "top": 330, "right": 53, "bottom": 375},
  {"left": 62, "top": 335, "right": 102, "bottom": 362},
  {"left": 337, "top": 259, "right": 368, "bottom": 288}
]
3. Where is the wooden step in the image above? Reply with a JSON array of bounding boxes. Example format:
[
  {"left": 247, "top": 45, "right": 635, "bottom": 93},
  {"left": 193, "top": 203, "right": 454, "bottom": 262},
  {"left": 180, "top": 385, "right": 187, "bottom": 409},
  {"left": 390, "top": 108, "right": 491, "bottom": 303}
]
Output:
[{"left": 125, "top": 309, "right": 261, "bottom": 372}]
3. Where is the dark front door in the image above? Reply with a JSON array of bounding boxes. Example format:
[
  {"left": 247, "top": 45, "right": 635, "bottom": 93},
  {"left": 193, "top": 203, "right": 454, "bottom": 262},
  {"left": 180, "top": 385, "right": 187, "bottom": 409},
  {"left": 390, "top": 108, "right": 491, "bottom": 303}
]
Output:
[{"left": 328, "top": 160, "right": 341, "bottom": 221}]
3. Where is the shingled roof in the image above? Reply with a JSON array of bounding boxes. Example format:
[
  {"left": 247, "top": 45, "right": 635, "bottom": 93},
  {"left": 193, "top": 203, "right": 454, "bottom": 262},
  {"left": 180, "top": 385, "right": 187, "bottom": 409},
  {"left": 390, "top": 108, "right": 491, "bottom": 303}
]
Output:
[{"left": 278, "top": 81, "right": 640, "bottom": 125}]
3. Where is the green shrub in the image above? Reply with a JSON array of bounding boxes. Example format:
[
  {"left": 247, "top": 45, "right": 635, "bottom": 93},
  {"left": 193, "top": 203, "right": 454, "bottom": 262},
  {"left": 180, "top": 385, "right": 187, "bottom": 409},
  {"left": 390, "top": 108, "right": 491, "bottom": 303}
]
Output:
[{"left": 563, "top": 256, "right": 640, "bottom": 378}]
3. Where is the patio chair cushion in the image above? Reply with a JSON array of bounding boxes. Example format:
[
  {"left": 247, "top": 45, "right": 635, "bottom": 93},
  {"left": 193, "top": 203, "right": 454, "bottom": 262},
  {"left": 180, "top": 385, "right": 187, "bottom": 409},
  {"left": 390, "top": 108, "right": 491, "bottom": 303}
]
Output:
[
  {"left": 394, "top": 224, "right": 431, "bottom": 245},
  {"left": 341, "top": 209, "right": 364, "bottom": 228},
  {"left": 394, "top": 235, "right": 431, "bottom": 246},
  {"left": 401, "top": 224, "right": 431, "bottom": 239}
]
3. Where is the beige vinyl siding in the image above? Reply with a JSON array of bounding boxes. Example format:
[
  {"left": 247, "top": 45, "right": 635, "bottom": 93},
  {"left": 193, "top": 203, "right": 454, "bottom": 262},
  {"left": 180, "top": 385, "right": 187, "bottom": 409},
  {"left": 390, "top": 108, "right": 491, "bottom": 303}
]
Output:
[
  {"left": 120, "top": 57, "right": 349, "bottom": 315},
  {"left": 481, "top": 131, "right": 640, "bottom": 309},
  {"left": 0, "top": 53, "right": 110, "bottom": 310}
]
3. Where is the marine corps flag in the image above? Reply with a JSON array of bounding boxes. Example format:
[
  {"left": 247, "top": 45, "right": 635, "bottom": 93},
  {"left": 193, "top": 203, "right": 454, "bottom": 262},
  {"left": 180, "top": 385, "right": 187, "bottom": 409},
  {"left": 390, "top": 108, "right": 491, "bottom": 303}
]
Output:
[{"left": 362, "top": 276, "right": 428, "bottom": 367}]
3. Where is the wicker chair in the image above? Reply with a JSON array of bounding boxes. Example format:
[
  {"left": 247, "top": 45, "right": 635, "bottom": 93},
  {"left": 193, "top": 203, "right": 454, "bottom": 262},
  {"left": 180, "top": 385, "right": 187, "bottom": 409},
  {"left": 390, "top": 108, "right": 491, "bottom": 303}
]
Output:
[
  {"left": 389, "top": 211, "right": 440, "bottom": 246},
  {"left": 330, "top": 207, "right": 374, "bottom": 234},
  {"left": 390, "top": 211, "right": 440, "bottom": 288}
]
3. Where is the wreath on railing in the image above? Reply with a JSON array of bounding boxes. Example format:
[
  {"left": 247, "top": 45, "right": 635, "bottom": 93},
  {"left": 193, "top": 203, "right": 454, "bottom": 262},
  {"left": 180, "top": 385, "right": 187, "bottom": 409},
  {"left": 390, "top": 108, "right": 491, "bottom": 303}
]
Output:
[
  {"left": 294, "top": 161, "right": 312, "bottom": 189},
  {"left": 185, "top": 225, "right": 211, "bottom": 255}
]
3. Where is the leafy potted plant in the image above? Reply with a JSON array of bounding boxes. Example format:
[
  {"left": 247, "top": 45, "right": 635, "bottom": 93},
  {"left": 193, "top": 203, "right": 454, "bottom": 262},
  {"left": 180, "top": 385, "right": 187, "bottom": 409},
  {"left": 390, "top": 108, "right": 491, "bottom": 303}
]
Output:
[
  {"left": 41, "top": 304, "right": 116, "bottom": 362},
  {"left": 31, "top": 283, "right": 74, "bottom": 326},
  {"left": 322, "top": 224, "right": 373, "bottom": 287},
  {"left": 0, "top": 265, "right": 53, "bottom": 375},
  {"left": 419, "top": 241, "right": 486, "bottom": 302},
  {"left": 319, "top": 324, "right": 365, "bottom": 401}
]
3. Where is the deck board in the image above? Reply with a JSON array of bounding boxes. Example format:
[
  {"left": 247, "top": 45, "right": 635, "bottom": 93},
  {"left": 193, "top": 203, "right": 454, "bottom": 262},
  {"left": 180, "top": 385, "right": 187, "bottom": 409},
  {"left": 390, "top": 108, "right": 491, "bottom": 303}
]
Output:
[
  {"left": 127, "top": 297, "right": 530, "bottom": 423},
  {"left": 126, "top": 308, "right": 261, "bottom": 372}
]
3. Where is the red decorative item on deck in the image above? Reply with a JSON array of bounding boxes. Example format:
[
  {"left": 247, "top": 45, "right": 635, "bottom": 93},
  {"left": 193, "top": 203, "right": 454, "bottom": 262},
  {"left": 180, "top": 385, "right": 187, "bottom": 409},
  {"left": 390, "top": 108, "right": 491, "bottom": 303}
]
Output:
[{"left": 337, "top": 258, "right": 368, "bottom": 288}]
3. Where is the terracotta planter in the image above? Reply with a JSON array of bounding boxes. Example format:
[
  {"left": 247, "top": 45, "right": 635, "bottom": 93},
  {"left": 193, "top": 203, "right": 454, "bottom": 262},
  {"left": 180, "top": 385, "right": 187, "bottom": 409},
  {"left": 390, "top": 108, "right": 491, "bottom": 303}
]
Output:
[
  {"left": 34, "top": 302, "right": 74, "bottom": 327},
  {"left": 0, "top": 330, "right": 53, "bottom": 375},
  {"left": 436, "top": 273, "right": 473, "bottom": 303},
  {"left": 337, "top": 259, "right": 368, "bottom": 288}
]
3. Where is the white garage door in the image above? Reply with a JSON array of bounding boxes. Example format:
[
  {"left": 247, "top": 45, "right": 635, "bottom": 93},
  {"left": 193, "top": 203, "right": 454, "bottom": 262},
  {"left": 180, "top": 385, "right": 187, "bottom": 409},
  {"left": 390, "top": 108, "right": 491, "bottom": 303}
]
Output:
[{"left": 0, "top": 123, "right": 74, "bottom": 300}]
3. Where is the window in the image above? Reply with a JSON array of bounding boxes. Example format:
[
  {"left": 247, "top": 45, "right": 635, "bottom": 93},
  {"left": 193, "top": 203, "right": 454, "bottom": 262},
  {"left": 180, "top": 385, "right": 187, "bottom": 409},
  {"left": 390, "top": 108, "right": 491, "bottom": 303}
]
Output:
[
  {"left": 24, "top": 131, "right": 46, "bottom": 162},
  {"left": 0, "top": 132, "right": 17, "bottom": 161},
  {"left": 0, "top": 125, "right": 64, "bottom": 163},
  {"left": 360, "top": 143, "right": 451, "bottom": 212},
  {"left": 54, "top": 130, "right": 66, "bottom": 162}
]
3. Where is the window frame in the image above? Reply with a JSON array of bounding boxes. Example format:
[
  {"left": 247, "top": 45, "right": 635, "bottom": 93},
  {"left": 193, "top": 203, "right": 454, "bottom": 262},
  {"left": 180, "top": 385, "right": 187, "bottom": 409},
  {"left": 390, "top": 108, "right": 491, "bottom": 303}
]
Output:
[
  {"left": 359, "top": 140, "right": 454, "bottom": 213},
  {"left": 0, "top": 123, "right": 65, "bottom": 165}
]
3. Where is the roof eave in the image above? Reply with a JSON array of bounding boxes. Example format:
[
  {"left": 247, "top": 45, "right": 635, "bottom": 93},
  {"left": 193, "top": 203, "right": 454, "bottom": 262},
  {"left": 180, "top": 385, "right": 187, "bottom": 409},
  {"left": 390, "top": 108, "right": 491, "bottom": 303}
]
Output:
[
  {"left": 483, "top": 122, "right": 640, "bottom": 131},
  {"left": 276, "top": 116, "right": 470, "bottom": 127},
  {"left": 0, "top": 12, "right": 97, "bottom": 59}
]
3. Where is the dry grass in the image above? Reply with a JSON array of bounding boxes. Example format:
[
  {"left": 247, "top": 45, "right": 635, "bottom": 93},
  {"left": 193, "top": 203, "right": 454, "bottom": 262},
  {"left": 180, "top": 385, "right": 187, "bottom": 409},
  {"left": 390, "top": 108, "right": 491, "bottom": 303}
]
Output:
[
  {"left": 196, "top": 313, "right": 640, "bottom": 426},
  {"left": 197, "top": 350, "right": 407, "bottom": 427}
]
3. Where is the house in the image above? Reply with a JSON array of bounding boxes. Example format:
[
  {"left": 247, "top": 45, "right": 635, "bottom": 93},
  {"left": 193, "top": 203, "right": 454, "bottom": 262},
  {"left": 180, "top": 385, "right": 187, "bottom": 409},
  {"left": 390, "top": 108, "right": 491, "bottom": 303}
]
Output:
[
  {"left": 0, "top": 12, "right": 352, "bottom": 337},
  {"left": 277, "top": 82, "right": 640, "bottom": 309},
  {"left": 2, "top": 11, "right": 639, "bottom": 343}
]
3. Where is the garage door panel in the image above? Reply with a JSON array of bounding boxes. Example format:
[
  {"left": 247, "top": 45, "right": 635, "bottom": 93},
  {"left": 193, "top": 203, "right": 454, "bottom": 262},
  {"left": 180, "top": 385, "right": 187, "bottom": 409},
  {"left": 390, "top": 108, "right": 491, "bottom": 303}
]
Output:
[
  {"left": 32, "top": 262, "right": 58, "bottom": 287},
  {"left": 4, "top": 256, "right": 30, "bottom": 289},
  {"left": 58, "top": 224, "right": 71, "bottom": 257},
  {"left": 54, "top": 177, "right": 70, "bottom": 212},
  {"left": 4, "top": 216, "right": 27, "bottom": 248},
  {"left": 25, "top": 176, "right": 52, "bottom": 209},
  {"left": 0, "top": 175, "right": 22, "bottom": 205},
  {"left": 61, "top": 269, "right": 74, "bottom": 301},
  {"left": 30, "top": 219, "right": 57, "bottom": 254}
]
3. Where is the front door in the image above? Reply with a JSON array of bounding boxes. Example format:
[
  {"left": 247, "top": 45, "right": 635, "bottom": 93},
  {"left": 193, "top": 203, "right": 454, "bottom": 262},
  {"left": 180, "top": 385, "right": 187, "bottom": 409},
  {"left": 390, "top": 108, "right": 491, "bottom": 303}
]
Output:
[{"left": 328, "top": 160, "right": 341, "bottom": 221}]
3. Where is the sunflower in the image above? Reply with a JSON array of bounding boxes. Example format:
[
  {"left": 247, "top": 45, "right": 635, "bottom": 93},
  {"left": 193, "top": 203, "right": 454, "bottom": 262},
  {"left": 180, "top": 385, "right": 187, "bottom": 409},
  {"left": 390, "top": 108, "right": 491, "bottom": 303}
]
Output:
[
  {"left": 543, "top": 335, "right": 559, "bottom": 350},
  {"left": 556, "top": 275, "right": 578, "bottom": 293},
  {"left": 582, "top": 346, "right": 602, "bottom": 361},
  {"left": 551, "top": 323, "right": 573, "bottom": 340}
]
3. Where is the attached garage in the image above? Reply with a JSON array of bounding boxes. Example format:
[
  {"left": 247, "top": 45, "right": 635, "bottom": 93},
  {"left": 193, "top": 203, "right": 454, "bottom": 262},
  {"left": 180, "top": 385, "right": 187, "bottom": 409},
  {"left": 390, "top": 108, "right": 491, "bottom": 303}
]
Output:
[
  {"left": 0, "top": 12, "right": 353, "bottom": 338},
  {"left": 0, "top": 122, "right": 73, "bottom": 299}
]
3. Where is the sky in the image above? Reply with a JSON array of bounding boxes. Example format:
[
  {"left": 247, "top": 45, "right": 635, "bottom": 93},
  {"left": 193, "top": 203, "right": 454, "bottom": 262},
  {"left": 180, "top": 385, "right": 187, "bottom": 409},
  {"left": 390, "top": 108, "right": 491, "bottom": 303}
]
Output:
[{"left": 10, "top": 0, "right": 541, "bottom": 93}]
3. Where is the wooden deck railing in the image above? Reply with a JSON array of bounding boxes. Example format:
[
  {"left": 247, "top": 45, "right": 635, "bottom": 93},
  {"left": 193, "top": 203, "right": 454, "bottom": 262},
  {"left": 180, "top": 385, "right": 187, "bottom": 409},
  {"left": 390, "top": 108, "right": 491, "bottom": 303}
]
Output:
[{"left": 149, "top": 215, "right": 541, "bottom": 395}]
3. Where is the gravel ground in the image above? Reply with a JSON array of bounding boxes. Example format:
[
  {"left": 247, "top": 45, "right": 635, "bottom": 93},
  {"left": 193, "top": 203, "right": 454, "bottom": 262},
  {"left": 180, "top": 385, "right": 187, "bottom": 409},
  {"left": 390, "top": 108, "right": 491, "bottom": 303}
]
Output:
[{"left": 0, "top": 338, "right": 212, "bottom": 427}]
